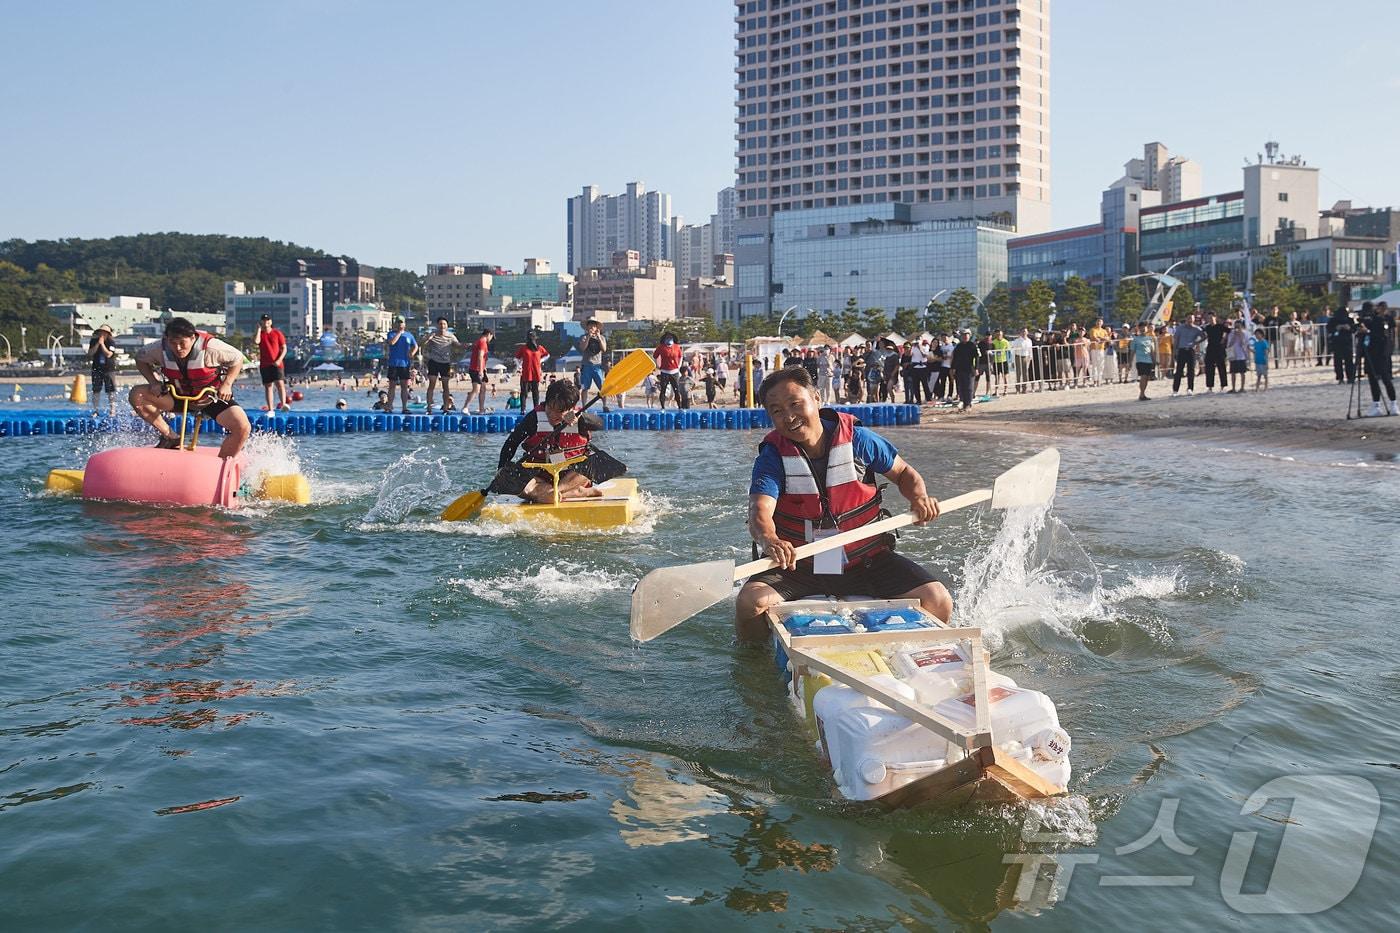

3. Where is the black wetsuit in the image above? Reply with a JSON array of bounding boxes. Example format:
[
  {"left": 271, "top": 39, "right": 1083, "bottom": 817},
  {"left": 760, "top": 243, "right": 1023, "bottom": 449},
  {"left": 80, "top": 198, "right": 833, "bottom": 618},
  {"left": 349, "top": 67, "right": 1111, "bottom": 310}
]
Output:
[
  {"left": 1203, "top": 322, "right": 1229, "bottom": 389},
  {"left": 1360, "top": 311, "right": 1395, "bottom": 403},
  {"left": 1329, "top": 314, "right": 1356, "bottom": 384}
]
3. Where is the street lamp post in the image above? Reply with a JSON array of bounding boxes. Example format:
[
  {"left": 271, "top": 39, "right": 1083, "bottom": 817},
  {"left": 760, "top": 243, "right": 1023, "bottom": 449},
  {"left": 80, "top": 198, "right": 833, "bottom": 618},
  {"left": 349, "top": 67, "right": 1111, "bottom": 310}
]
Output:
[
  {"left": 20, "top": 325, "right": 27, "bottom": 356},
  {"left": 922, "top": 288, "right": 949, "bottom": 334},
  {"left": 964, "top": 296, "right": 990, "bottom": 333},
  {"left": 776, "top": 305, "right": 798, "bottom": 337}
]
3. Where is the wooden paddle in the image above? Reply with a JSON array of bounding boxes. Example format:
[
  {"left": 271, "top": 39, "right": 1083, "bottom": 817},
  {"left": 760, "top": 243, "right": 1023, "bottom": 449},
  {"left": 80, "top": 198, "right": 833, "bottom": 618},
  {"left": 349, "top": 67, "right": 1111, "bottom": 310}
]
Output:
[
  {"left": 440, "top": 348, "right": 657, "bottom": 521},
  {"left": 629, "top": 448, "right": 1061, "bottom": 642}
]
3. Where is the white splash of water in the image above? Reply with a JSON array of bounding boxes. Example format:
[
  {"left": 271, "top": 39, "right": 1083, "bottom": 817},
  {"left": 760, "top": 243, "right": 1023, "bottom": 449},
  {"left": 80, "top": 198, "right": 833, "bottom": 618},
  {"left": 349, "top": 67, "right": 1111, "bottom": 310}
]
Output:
[
  {"left": 241, "top": 431, "right": 304, "bottom": 494},
  {"left": 359, "top": 448, "right": 452, "bottom": 525},
  {"left": 953, "top": 504, "right": 1185, "bottom": 649},
  {"left": 448, "top": 560, "right": 631, "bottom": 608},
  {"left": 1101, "top": 572, "right": 1182, "bottom": 603}
]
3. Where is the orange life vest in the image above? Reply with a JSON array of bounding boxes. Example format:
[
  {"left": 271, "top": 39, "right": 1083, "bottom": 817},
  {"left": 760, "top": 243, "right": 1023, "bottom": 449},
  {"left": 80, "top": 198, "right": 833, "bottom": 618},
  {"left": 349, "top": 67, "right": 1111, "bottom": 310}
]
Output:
[
  {"left": 161, "top": 332, "right": 224, "bottom": 394},
  {"left": 523, "top": 406, "right": 589, "bottom": 461},
  {"left": 763, "top": 410, "right": 891, "bottom": 563}
]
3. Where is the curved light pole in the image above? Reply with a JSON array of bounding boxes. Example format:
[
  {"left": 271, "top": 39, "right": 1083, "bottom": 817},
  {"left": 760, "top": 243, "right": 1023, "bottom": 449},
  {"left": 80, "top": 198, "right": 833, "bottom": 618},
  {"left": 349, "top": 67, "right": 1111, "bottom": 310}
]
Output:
[
  {"left": 0, "top": 334, "right": 10, "bottom": 361},
  {"left": 967, "top": 295, "right": 990, "bottom": 333},
  {"left": 775, "top": 305, "right": 798, "bottom": 337},
  {"left": 921, "top": 288, "right": 949, "bottom": 335}
]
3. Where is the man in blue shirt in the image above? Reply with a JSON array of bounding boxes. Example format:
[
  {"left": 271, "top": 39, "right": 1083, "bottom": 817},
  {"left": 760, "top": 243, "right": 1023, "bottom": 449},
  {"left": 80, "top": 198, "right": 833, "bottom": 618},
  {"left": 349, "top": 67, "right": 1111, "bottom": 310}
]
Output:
[
  {"left": 735, "top": 366, "right": 950, "bottom": 641},
  {"left": 384, "top": 315, "right": 419, "bottom": 413}
]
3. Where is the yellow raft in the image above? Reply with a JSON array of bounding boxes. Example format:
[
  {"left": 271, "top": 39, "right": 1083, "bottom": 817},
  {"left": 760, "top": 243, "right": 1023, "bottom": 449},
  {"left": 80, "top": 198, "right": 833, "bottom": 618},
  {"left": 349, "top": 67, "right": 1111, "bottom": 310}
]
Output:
[{"left": 477, "top": 477, "right": 640, "bottom": 529}]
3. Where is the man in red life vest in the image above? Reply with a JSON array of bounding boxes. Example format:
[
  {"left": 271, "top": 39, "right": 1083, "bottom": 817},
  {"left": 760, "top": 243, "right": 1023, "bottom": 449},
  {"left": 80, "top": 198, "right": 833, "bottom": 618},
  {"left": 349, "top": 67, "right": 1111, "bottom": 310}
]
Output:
[
  {"left": 129, "top": 317, "right": 252, "bottom": 458},
  {"left": 734, "top": 366, "right": 951, "bottom": 641},
  {"left": 494, "top": 380, "right": 624, "bottom": 503}
]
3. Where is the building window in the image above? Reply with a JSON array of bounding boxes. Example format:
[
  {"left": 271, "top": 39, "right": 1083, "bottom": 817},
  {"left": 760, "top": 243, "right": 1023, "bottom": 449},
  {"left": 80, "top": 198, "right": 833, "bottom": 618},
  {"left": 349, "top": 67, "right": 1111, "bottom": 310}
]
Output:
[{"left": 1278, "top": 192, "right": 1289, "bottom": 202}]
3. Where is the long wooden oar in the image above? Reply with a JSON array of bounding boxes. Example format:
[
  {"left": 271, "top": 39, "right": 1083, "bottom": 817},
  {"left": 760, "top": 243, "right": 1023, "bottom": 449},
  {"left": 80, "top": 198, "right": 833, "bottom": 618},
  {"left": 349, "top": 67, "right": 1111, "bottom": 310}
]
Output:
[
  {"left": 441, "top": 348, "right": 657, "bottom": 521},
  {"left": 629, "top": 448, "right": 1060, "bottom": 642}
]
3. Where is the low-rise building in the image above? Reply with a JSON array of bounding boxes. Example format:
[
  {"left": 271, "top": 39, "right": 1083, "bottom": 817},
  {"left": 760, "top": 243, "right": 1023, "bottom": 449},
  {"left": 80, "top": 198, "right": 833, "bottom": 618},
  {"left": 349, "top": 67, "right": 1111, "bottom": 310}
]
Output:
[
  {"left": 768, "top": 204, "right": 1011, "bottom": 316},
  {"left": 49, "top": 295, "right": 153, "bottom": 339},
  {"left": 572, "top": 251, "right": 676, "bottom": 322},
  {"left": 425, "top": 263, "right": 499, "bottom": 320},
  {"left": 1204, "top": 236, "right": 1388, "bottom": 304},
  {"left": 486, "top": 258, "right": 574, "bottom": 310},
  {"left": 331, "top": 303, "right": 393, "bottom": 336},
  {"left": 224, "top": 279, "right": 321, "bottom": 338},
  {"left": 279, "top": 258, "right": 375, "bottom": 328}
]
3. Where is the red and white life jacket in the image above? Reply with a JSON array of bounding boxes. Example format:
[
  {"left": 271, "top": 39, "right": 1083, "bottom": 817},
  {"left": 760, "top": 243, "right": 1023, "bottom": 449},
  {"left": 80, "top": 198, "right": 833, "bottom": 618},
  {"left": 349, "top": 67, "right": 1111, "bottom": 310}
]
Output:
[
  {"left": 763, "top": 410, "right": 891, "bottom": 563},
  {"left": 523, "top": 406, "right": 589, "bottom": 461},
  {"left": 161, "top": 332, "right": 224, "bottom": 394}
]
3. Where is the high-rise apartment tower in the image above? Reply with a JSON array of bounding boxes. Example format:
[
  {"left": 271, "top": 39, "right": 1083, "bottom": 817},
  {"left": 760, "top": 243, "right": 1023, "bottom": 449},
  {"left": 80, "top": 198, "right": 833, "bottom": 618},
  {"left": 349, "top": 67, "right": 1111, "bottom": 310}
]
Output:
[{"left": 732, "top": 0, "right": 1051, "bottom": 318}]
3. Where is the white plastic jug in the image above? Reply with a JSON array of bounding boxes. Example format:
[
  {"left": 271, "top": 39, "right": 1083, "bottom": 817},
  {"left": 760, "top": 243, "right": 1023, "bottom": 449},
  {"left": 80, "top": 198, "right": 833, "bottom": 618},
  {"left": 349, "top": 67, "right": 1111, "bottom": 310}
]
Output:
[
  {"left": 814, "top": 676, "right": 959, "bottom": 801},
  {"left": 826, "top": 706, "right": 957, "bottom": 800},
  {"left": 892, "top": 643, "right": 1017, "bottom": 706},
  {"left": 931, "top": 685, "right": 1062, "bottom": 748}
]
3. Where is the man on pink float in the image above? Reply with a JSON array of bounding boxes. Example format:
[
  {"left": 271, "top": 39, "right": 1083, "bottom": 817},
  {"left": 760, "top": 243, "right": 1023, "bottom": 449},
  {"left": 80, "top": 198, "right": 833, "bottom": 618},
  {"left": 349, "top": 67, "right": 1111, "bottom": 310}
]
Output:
[{"left": 129, "top": 317, "right": 252, "bottom": 458}]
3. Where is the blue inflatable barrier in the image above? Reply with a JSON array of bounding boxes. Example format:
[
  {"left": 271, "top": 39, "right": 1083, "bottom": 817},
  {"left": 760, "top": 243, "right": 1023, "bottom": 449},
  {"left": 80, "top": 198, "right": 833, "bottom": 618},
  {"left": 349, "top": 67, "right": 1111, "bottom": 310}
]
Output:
[{"left": 1, "top": 403, "right": 917, "bottom": 441}]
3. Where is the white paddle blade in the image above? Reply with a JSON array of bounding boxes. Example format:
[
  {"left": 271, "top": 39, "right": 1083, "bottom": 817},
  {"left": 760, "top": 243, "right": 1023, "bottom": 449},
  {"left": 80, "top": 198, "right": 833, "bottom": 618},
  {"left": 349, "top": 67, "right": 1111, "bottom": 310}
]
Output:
[
  {"left": 990, "top": 447, "right": 1060, "bottom": 509},
  {"left": 630, "top": 559, "right": 737, "bottom": 643}
]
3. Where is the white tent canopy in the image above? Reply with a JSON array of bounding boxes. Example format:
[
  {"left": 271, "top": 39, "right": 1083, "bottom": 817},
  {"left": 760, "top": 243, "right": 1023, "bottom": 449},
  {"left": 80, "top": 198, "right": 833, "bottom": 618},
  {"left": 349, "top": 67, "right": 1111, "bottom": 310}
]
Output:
[{"left": 312, "top": 362, "right": 344, "bottom": 371}]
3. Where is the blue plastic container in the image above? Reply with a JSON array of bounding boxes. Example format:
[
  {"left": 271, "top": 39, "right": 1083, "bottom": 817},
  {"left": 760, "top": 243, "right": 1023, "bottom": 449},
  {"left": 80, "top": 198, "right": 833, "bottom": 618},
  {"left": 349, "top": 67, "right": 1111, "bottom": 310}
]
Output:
[
  {"left": 857, "top": 607, "right": 931, "bottom": 632},
  {"left": 780, "top": 613, "right": 860, "bottom": 637}
]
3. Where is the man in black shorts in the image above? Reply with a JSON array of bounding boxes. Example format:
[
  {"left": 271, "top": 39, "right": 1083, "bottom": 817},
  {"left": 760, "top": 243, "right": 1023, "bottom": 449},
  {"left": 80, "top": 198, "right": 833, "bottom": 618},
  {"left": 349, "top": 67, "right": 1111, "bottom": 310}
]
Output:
[
  {"left": 734, "top": 365, "right": 950, "bottom": 641},
  {"left": 384, "top": 314, "right": 419, "bottom": 413},
  {"left": 421, "top": 316, "right": 462, "bottom": 413},
  {"left": 130, "top": 317, "right": 251, "bottom": 458},
  {"left": 87, "top": 324, "right": 119, "bottom": 416}
]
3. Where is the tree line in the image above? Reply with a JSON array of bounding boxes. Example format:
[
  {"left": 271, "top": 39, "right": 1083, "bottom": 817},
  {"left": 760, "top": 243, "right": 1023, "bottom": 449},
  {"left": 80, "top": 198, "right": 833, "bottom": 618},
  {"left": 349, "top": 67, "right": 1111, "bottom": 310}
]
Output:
[
  {"left": 0, "top": 233, "right": 426, "bottom": 358},
  {"left": 688, "top": 248, "right": 1331, "bottom": 347}
]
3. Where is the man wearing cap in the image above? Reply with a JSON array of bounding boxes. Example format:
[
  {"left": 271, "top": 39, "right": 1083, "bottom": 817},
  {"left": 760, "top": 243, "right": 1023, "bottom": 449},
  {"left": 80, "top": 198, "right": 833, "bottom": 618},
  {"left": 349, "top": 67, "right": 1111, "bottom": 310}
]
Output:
[
  {"left": 87, "top": 324, "right": 119, "bottom": 417},
  {"left": 256, "top": 314, "right": 291, "bottom": 412},
  {"left": 384, "top": 315, "right": 419, "bottom": 414},
  {"left": 576, "top": 319, "right": 609, "bottom": 412}
]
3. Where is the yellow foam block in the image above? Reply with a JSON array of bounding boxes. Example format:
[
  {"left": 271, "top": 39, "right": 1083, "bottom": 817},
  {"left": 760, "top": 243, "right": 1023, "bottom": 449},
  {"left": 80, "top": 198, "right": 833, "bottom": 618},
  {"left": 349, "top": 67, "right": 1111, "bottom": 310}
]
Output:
[
  {"left": 259, "top": 473, "right": 311, "bottom": 504},
  {"left": 478, "top": 478, "right": 639, "bottom": 529},
  {"left": 45, "top": 469, "right": 85, "bottom": 495},
  {"left": 800, "top": 649, "right": 891, "bottom": 723}
]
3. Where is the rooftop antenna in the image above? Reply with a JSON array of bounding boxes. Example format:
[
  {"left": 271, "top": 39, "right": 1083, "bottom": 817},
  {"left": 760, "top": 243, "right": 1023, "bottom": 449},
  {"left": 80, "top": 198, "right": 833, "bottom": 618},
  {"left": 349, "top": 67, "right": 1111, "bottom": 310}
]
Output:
[{"left": 1265, "top": 140, "right": 1280, "bottom": 164}]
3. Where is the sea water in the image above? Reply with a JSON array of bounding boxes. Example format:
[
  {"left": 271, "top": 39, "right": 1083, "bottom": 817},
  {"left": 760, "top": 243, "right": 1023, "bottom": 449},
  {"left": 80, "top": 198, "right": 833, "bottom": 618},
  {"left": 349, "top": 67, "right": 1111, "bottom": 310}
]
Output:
[{"left": 1, "top": 426, "right": 1396, "bottom": 929}]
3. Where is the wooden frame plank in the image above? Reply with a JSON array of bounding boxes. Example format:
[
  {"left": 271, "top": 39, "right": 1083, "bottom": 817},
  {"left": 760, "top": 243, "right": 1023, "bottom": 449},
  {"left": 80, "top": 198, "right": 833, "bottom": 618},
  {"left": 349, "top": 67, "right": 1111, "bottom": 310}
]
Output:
[
  {"left": 988, "top": 747, "right": 1065, "bottom": 798},
  {"left": 771, "top": 597, "right": 924, "bottom": 613},
  {"left": 876, "top": 748, "right": 989, "bottom": 810},
  {"left": 781, "top": 640, "right": 987, "bottom": 747},
  {"left": 786, "top": 626, "right": 977, "bottom": 652}
]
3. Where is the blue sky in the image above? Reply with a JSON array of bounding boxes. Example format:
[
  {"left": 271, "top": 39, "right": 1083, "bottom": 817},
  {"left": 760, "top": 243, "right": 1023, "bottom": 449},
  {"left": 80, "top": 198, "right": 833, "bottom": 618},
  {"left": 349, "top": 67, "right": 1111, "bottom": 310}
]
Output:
[{"left": 3, "top": 0, "right": 1397, "bottom": 273}]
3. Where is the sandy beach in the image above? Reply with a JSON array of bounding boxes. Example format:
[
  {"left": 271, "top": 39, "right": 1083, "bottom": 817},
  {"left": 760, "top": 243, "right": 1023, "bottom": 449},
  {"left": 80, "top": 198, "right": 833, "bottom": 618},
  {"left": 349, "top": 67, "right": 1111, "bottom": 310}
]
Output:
[
  {"left": 9, "top": 365, "right": 1398, "bottom": 455},
  {"left": 916, "top": 365, "right": 1400, "bottom": 456}
]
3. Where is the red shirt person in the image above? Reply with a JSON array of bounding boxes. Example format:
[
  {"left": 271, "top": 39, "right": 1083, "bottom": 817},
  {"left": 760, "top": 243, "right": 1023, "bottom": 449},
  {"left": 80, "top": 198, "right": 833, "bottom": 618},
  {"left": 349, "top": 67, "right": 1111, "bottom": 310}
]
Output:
[
  {"left": 465, "top": 328, "right": 493, "bottom": 414},
  {"left": 514, "top": 334, "right": 551, "bottom": 409},
  {"left": 256, "top": 314, "right": 290, "bottom": 411}
]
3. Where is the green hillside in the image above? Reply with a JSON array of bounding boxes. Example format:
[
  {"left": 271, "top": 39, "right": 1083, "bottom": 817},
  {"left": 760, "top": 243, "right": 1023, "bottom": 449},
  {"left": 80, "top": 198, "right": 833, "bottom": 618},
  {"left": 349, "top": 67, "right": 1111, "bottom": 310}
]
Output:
[{"left": 0, "top": 233, "right": 424, "bottom": 355}]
